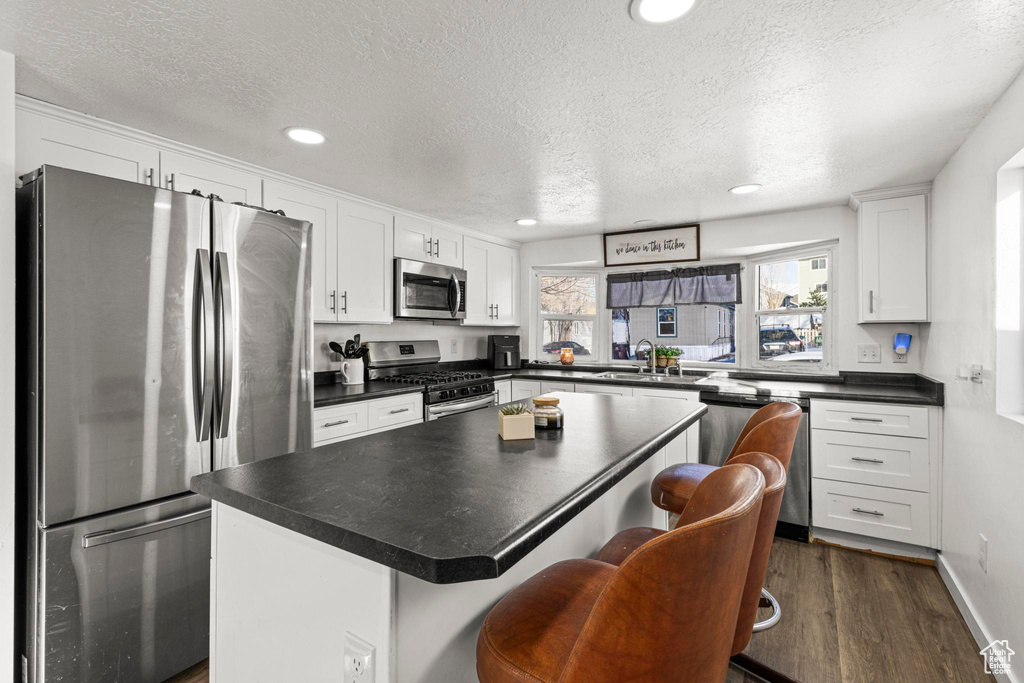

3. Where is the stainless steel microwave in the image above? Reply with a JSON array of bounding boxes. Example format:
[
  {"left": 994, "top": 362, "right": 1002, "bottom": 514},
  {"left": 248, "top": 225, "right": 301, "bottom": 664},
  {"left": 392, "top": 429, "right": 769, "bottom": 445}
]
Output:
[{"left": 394, "top": 258, "right": 467, "bottom": 320}]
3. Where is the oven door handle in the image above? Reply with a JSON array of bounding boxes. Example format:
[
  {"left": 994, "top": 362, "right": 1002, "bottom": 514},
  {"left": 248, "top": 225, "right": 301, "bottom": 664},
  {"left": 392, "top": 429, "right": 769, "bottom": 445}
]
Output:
[{"left": 430, "top": 393, "right": 497, "bottom": 416}]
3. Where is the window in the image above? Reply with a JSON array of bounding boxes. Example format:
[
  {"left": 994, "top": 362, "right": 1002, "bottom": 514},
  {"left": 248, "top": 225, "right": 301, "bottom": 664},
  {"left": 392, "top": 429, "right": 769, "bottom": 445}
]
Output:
[
  {"left": 755, "top": 253, "right": 829, "bottom": 367},
  {"left": 537, "top": 274, "right": 598, "bottom": 358},
  {"left": 611, "top": 305, "right": 736, "bottom": 364}
]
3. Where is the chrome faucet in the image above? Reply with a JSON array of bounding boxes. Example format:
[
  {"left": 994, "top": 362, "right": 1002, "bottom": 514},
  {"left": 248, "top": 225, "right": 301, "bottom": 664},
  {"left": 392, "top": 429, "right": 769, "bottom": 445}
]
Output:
[{"left": 635, "top": 338, "right": 656, "bottom": 374}]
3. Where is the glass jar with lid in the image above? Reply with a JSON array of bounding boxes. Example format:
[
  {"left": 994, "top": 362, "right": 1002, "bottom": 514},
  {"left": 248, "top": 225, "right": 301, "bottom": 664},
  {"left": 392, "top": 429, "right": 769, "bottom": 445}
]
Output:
[{"left": 532, "top": 396, "right": 564, "bottom": 430}]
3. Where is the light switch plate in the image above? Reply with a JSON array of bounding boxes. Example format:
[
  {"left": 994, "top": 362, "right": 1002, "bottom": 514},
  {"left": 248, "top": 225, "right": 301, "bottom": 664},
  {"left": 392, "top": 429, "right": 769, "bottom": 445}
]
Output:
[
  {"left": 857, "top": 344, "right": 881, "bottom": 363},
  {"left": 449, "top": 339, "right": 458, "bottom": 354}
]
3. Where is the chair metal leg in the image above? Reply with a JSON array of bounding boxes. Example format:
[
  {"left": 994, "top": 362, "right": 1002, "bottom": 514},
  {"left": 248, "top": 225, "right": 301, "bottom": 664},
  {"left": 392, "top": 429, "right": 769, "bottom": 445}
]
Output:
[{"left": 752, "top": 587, "right": 781, "bottom": 632}]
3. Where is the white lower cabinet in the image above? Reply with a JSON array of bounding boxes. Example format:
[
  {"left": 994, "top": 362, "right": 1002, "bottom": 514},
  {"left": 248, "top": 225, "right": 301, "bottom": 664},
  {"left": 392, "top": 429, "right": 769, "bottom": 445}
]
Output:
[
  {"left": 495, "top": 380, "right": 512, "bottom": 405},
  {"left": 540, "top": 381, "right": 576, "bottom": 394},
  {"left": 810, "top": 399, "right": 941, "bottom": 549},
  {"left": 313, "top": 393, "right": 423, "bottom": 446},
  {"left": 511, "top": 380, "right": 541, "bottom": 402},
  {"left": 574, "top": 384, "right": 633, "bottom": 397},
  {"left": 632, "top": 387, "right": 701, "bottom": 467}
]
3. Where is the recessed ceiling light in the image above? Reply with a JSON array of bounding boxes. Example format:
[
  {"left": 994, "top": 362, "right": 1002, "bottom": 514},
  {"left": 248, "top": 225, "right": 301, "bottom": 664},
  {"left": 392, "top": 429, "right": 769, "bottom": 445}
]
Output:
[
  {"left": 285, "top": 127, "right": 326, "bottom": 145},
  {"left": 515, "top": 218, "right": 538, "bottom": 226},
  {"left": 729, "top": 183, "right": 762, "bottom": 195},
  {"left": 630, "top": 0, "right": 699, "bottom": 25}
]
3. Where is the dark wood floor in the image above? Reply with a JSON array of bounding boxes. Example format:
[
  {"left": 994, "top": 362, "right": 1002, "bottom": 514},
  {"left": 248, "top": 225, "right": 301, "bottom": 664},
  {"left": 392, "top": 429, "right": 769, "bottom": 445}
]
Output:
[{"left": 167, "top": 539, "right": 991, "bottom": 683}]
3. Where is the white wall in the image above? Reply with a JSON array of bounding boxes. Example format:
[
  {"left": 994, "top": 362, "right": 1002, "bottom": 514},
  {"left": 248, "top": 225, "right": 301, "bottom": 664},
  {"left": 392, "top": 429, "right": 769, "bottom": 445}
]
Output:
[
  {"left": 921, "top": 66, "right": 1024, "bottom": 669},
  {"left": 1, "top": 48, "right": 16, "bottom": 683},
  {"left": 520, "top": 206, "right": 920, "bottom": 373},
  {"left": 313, "top": 322, "right": 519, "bottom": 372}
]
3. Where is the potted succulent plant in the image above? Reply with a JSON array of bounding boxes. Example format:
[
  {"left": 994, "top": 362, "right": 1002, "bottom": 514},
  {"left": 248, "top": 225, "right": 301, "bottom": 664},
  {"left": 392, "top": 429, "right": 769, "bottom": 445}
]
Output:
[{"left": 498, "top": 402, "right": 535, "bottom": 441}]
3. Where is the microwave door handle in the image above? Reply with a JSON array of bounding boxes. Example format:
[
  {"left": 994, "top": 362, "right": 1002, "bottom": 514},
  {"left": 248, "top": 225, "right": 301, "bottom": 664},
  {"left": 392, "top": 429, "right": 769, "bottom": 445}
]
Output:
[{"left": 449, "top": 273, "right": 461, "bottom": 318}]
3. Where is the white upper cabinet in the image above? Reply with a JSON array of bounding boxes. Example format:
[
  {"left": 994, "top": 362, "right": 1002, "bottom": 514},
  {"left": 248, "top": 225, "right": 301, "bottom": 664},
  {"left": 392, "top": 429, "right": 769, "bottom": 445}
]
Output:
[
  {"left": 159, "top": 151, "right": 262, "bottom": 206},
  {"left": 394, "top": 214, "right": 463, "bottom": 268},
  {"left": 855, "top": 189, "right": 929, "bottom": 323},
  {"left": 263, "top": 180, "right": 339, "bottom": 322},
  {"left": 337, "top": 199, "right": 394, "bottom": 324},
  {"left": 16, "top": 108, "right": 159, "bottom": 184},
  {"left": 463, "top": 236, "right": 518, "bottom": 327}
]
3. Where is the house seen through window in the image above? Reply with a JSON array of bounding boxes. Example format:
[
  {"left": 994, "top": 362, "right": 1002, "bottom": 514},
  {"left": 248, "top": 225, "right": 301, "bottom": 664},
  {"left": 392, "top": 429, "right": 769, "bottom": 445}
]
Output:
[
  {"left": 538, "top": 275, "right": 597, "bottom": 357},
  {"left": 611, "top": 305, "right": 736, "bottom": 364},
  {"left": 756, "top": 254, "right": 828, "bottom": 364}
]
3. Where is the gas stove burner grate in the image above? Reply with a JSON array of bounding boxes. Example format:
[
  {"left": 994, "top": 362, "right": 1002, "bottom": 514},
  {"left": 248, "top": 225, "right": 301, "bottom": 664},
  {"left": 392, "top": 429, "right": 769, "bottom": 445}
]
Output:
[{"left": 383, "top": 371, "right": 485, "bottom": 386}]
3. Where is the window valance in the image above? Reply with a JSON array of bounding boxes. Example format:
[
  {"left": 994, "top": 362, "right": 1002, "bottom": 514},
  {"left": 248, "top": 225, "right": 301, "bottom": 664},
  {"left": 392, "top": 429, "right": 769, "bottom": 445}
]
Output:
[{"left": 606, "top": 264, "right": 742, "bottom": 308}]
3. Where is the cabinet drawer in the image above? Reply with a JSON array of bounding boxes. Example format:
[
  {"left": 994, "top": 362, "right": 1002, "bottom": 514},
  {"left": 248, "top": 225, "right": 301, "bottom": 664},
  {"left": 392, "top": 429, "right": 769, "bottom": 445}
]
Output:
[
  {"left": 367, "top": 393, "right": 424, "bottom": 431},
  {"left": 810, "top": 400, "right": 928, "bottom": 438},
  {"left": 812, "top": 479, "right": 930, "bottom": 546},
  {"left": 632, "top": 387, "right": 700, "bottom": 402},
  {"left": 540, "top": 381, "right": 576, "bottom": 394},
  {"left": 313, "top": 403, "right": 369, "bottom": 444},
  {"left": 812, "top": 430, "right": 929, "bottom": 492},
  {"left": 575, "top": 384, "right": 633, "bottom": 397}
]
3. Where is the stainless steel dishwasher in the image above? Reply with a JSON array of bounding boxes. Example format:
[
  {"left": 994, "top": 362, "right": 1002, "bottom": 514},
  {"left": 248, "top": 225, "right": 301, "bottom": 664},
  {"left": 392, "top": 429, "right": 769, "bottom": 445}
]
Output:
[{"left": 698, "top": 394, "right": 810, "bottom": 541}]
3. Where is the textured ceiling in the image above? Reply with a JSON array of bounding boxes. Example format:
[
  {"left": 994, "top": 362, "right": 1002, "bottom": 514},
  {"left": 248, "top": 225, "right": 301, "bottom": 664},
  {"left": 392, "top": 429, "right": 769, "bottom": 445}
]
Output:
[{"left": 3, "top": 0, "right": 1024, "bottom": 242}]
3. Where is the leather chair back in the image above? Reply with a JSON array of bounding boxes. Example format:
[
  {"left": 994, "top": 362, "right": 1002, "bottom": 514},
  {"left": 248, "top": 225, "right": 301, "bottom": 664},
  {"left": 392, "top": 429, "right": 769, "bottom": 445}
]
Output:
[
  {"left": 726, "top": 402, "right": 802, "bottom": 470},
  {"left": 558, "top": 465, "right": 765, "bottom": 683},
  {"left": 722, "top": 452, "right": 787, "bottom": 654}
]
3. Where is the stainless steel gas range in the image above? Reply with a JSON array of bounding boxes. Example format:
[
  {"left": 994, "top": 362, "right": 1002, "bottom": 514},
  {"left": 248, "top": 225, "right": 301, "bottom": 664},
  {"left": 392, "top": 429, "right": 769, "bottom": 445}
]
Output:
[{"left": 364, "top": 340, "right": 497, "bottom": 420}]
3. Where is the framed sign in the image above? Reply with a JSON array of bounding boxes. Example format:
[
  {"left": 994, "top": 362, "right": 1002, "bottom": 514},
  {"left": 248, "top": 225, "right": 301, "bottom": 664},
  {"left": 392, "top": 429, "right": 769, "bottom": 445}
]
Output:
[
  {"left": 603, "top": 223, "right": 700, "bottom": 267},
  {"left": 657, "top": 307, "right": 677, "bottom": 337}
]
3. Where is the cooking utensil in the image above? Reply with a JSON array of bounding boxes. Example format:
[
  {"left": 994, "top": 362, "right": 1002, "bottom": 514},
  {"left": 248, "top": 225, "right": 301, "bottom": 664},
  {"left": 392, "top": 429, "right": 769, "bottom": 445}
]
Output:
[{"left": 329, "top": 341, "right": 346, "bottom": 357}]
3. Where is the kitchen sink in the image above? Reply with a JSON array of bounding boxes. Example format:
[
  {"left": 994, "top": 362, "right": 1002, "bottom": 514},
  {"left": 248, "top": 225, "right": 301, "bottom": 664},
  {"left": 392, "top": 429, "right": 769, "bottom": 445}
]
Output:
[{"left": 593, "top": 372, "right": 703, "bottom": 384}]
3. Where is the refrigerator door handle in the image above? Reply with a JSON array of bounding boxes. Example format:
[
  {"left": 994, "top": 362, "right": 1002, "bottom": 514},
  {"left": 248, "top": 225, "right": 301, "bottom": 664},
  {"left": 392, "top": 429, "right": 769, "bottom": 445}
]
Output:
[
  {"left": 215, "top": 251, "right": 234, "bottom": 438},
  {"left": 193, "top": 248, "right": 215, "bottom": 441},
  {"left": 81, "top": 508, "right": 211, "bottom": 548}
]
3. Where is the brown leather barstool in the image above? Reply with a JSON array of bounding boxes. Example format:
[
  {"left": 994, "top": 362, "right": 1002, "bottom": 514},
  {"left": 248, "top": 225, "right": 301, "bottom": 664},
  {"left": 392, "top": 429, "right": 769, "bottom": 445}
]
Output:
[
  {"left": 651, "top": 401, "right": 801, "bottom": 518},
  {"left": 596, "top": 452, "right": 787, "bottom": 657},
  {"left": 477, "top": 465, "right": 766, "bottom": 683}
]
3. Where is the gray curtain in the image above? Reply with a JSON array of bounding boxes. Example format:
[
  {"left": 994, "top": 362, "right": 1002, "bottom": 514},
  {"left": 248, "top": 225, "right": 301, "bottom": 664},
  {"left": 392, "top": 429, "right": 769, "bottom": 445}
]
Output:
[{"left": 606, "top": 264, "right": 741, "bottom": 308}]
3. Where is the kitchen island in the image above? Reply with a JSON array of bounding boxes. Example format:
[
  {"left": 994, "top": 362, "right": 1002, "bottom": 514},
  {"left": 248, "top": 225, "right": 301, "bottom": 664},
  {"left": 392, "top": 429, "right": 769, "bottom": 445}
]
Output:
[{"left": 191, "top": 393, "right": 705, "bottom": 682}]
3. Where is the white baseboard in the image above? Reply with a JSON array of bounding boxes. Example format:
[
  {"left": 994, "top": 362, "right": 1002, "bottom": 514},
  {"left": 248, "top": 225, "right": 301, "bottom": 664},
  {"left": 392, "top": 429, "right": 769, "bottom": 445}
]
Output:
[{"left": 937, "top": 553, "right": 1018, "bottom": 683}]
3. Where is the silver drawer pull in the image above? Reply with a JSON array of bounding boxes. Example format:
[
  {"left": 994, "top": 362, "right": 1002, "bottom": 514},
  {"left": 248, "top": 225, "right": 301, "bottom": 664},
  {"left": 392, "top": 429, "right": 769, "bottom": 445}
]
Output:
[
  {"left": 323, "top": 419, "right": 350, "bottom": 427},
  {"left": 850, "top": 417, "right": 884, "bottom": 423},
  {"left": 851, "top": 457, "right": 885, "bottom": 464},
  {"left": 852, "top": 507, "right": 884, "bottom": 517},
  {"left": 83, "top": 509, "right": 210, "bottom": 548},
  {"left": 389, "top": 408, "right": 409, "bottom": 415}
]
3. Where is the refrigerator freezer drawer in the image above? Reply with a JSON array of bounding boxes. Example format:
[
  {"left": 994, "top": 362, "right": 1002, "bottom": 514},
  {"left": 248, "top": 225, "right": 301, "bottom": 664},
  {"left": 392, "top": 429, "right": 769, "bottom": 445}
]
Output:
[{"left": 30, "top": 496, "right": 210, "bottom": 683}]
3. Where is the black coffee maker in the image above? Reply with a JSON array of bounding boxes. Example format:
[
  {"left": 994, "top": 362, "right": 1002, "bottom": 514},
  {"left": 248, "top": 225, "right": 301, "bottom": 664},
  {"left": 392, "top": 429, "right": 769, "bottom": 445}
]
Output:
[{"left": 487, "top": 335, "right": 520, "bottom": 370}]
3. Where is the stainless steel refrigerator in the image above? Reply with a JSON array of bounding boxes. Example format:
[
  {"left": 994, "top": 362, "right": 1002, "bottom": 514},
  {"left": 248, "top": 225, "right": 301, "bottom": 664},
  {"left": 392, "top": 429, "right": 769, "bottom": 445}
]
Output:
[{"left": 17, "top": 166, "right": 312, "bottom": 682}]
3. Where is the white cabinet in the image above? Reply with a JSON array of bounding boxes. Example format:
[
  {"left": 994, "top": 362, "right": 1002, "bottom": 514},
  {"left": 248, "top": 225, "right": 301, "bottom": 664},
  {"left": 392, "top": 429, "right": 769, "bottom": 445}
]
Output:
[
  {"left": 394, "top": 214, "right": 463, "bottom": 268},
  {"left": 511, "top": 380, "right": 541, "bottom": 402},
  {"left": 810, "top": 399, "right": 941, "bottom": 549},
  {"left": 313, "top": 393, "right": 423, "bottom": 446},
  {"left": 495, "top": 380, "right": 512, "bottom": 405},
  {"left": 540, "top": 381, "right": 576, "bottom": 394},
  {"left": 632, "top": 387, "right": 701, "bottom": 466},
  {"left": 855, "top": 190, "right": 928, "bottom": 322},
  {"left": 264, "top": 181, "right": 338, "bottom": 322},
  {"left": 574, "top": 384, "right": 633, "bottom": 397},
  {"left": 337, "top": 199, "right": 394, "bottom": 323},
  {"left": 16, "top": 108, "right": 159, "bottom": 183},
  {"left": 463, "top": 236, "right": 519, "bottom": 326},
  {"left": 159, "top": 151, "right": 262, "bottom": 205}
]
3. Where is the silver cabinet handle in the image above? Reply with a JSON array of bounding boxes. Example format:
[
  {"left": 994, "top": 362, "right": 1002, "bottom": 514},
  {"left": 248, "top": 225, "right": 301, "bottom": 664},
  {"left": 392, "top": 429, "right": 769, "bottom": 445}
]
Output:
[
  {"left": 342, "top": 290, "right": 348, "bottom": 314},
  {"left": 851, "top": 457, "right": 885, "bottom": 464},
  {"left": 852, "top": 507, "right": 884, "bottom": 517},
  {"left": 389, "top": 408, "right": 409, "bottom": 415},
  {"left": 868, "top": 289, "right": 874, "bottom": 314},
  {"left": 495, "top": 303, "right": 499, "bottom": 319},
  {"left": 433, "top": 238, "right": 440, "bottom": 258},
  {"left": 425, "top": 236, "right": 432, "bottom": 255},
  {"left": 330, "top": 290, "right": 337, "bottom": 314},
  {"left": 850, "top": 417, "right": 884, "bottom": 423},
  {"left": 145, "top": 168, "right": 155, "bottom": 186},
  {"left": 193, "top": 248, "right": 215, "bottom": 442},
  {"left": 83, "top": 508, "right": 210, "bottom": 548},
  {"left": 323, "top": 419, "right": 349, "bottom": 427},
  {"left": 215, "top": 251, "right": 234, "bottom": 438},
  {"left": 167, "top": 172, "right": 175, "bottom": 191}
]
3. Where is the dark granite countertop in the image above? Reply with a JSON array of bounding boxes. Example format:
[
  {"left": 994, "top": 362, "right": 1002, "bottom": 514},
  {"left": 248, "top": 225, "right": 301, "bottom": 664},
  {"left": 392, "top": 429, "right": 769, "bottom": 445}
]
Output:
[
  {"left": 313, "top": 379, "right": 425, "bottom": 408},
  {"left": 192, "top": 393, "right": 706, "bottom": 584}
]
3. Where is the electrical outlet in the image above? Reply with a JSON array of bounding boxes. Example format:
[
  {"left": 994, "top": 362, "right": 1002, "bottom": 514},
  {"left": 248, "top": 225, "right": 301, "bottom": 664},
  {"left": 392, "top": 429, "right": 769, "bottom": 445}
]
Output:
[
  {"left": 858, "top": 344, "right": 881, "bottom": 363},
  {"left": 344, "top": 632, "right": 375, "bottom": 683},
  {"left": 893, "top": 349, "right": 908, "bottom": 363},
  {"left": 449, "top": 339, "right": 458, "bottom": 354},
  {"left": 979, "top": 533, "right": 988, "bottom": 573}
]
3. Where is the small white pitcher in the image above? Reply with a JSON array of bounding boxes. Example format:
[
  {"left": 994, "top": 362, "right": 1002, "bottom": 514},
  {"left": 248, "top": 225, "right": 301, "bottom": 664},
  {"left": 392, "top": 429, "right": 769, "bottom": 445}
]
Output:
[{"left": 339, "top": 356, "right": 365, "bottom": 385}]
